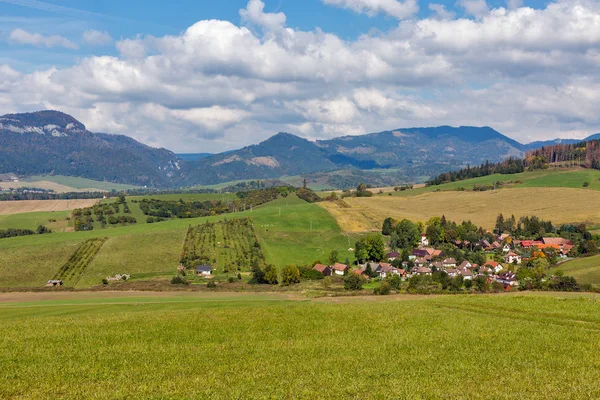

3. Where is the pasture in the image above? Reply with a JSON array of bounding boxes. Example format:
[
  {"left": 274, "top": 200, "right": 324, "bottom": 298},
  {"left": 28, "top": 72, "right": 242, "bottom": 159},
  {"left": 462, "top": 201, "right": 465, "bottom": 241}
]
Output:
[
  {"left": 320, "top": 187, "right": 600, "bottom": 232},
  {"left": 1, "top": 292, "right": 600, "bottom": 399},
  {"left": 22, "top": 175, "right": 140, "bottom": 192},
  {"left": 552, "top": 255, "right": 600, "bottom": 285}
]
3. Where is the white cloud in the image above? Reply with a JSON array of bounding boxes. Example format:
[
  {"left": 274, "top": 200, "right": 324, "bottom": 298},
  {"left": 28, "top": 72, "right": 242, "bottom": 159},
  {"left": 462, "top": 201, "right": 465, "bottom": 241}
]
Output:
[
  {"left": 82, "top": 30, "right": 113, "bottom": 46},
  {"left": 458, "top": 0, "right": 489, "bottom": 18},
  {"left": 239, "top": 0, "right": 286, "bottom": 30},
  {"left": 8, "top": 28, "right": 78, "bottom": 49},
  {"left": 322, "top": 0, "right": 419, "bottom": 19},
  {"left": 428, "top": 3, "right": 456, "bottom": 19},
  {"left": 3, "top": 0, "right": 600, "bottom": 152}
]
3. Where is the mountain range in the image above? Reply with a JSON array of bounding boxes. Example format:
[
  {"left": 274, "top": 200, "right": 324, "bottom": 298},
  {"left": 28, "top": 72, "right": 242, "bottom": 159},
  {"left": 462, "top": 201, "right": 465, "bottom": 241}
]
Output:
[{"left": 1, "top": 110, "right": 598, "bottom": 188}]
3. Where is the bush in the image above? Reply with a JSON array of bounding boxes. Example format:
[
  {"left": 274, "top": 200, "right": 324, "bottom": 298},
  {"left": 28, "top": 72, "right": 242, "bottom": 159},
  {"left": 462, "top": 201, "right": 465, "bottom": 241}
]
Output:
[
  {"left": 583, "top": 181, "right": 590, "bottom": 187},
  {"left": 344, "top": 273, "right": 365, "bottom": 291},
  {"left": 171, "top": 276, "right": 188, "bottom": 285},
  {"left": 264, "top": 265, "right": 279, "bottom": 285},
  {"left": 228, "top": 277, "right": 236, "bottom": 283},
  {"left": 299, "top": 266, "right": 324, "bottom": 280},
  {"left": 375, "top": 281, "right": 392, "bottom": 295},
  {"left": 102, "top": 278, "right": 109, "bottom": 285},
  {"left": 207, "top": 280, "right": 217, "bottom": 288},
  {"left": 281, "top": 265, "right": 300, "bottom": 285},
  {"left": 237, "top": 273, "right": 242, "bottom": 280},
  {"left": 322, "top": 276, "right": 332, "bottom": 289}
]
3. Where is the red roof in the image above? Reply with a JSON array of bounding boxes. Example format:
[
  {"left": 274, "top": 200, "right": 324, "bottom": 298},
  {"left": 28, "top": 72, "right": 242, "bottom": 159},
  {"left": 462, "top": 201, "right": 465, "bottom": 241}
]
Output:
[
  {"left": 313, "top": 264, "right": 329, "bottom": 273},
  {"left": 521, "top": 240, "right": 544, "bottom": 248},
  {"left": 332, "top": 263, "right": 349, "bottom": 271}
]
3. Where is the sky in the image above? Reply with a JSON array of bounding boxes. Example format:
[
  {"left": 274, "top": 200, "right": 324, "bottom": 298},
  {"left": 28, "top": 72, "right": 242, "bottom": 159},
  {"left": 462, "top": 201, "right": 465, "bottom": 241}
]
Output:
[{"left": 0, "top": 0, "right": 599, "bottom": 153}]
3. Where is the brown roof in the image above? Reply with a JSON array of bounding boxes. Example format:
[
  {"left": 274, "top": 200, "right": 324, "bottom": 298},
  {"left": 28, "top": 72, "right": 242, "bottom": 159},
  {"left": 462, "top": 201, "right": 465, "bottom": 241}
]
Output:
[
  {"left": 416, "top": 267, "right": 432, "bottom": 274},
  {"left": 313, "top": 264, "right": 329, "bottom": 273},
  {"left": 542, "top": 237, "right": 574, "bottom": 246},
  {"left": 332, "top": 263, "right": 349, "bottom": 271}
]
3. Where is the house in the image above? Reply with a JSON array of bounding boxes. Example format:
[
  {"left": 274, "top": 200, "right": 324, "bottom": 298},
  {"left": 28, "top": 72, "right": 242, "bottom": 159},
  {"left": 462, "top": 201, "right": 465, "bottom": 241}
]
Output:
[
  {"left": 445, "top": 268, "right": 458, "bottom": 277},
  {"left": 196, "top": 265, "right": 213, "bottom": 276},
  {"left": 421, "top": 234, "right": 429, "bottom": 246},
  {"left": 412, "top": 249, "right": 429, "bottom": 258},
  {"left": 0, "top": 173, "right": 19, "bottom": 182},
  {"left": 499, "top": 233, "right": 511, "bottom": 241},
  {"left": 414, "top": 257, "right": 428, "bottom": 267},
  {"left": 505, "top": 252, "right": 522, "bottom": 265},
  {"left": 458, "top": 260, "right": 472, "bottom": 270},
  {"left": 379, "top": 263, "right": 397, "bottom": 279},
  {"left": 430, "top": 261, "right": 444, "bottom": 270},
  {"left": 484, "top": 260, "right": 504, "bottom": 274},
  {"left": 542, "top": 237, "right": 574, "bottom": 247},
  {"left": 351, "top": 268, "right": 369, "bottom": 280},
  {"left": 332, "top": 263, "right": 349, "bottom": 276},
  {"left": 521, "top": 240, "right": 544, "bottom": 249},
  {"left": 458, "top": 269, "right": 473, "bottom": 280},
  {"left": 385, "top": 251, "right": 400, "bottom": 261},
  {"left": 443, "top": 258, "right": 457, "bottom": 268},
  {"left": 313, "top": 263, "right": 332, "bottom": 276},
  {"left": 45, "top": 279, "right": 63, "bottom": 287},
  {"left": 415, "top": 267, "right": 432, "bottom": 275},
  {"left": 496, "top": 272, "right": 518, "bottom": 287},
  {"left": 502, "top": 244, "right": 511, "bottom": 253}
]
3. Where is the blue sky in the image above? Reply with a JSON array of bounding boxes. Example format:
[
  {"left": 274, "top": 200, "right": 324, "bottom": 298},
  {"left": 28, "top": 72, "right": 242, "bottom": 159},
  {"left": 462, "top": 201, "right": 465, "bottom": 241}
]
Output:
[{"left": 0, "top": 0, "right": 598, "bottom": 152}]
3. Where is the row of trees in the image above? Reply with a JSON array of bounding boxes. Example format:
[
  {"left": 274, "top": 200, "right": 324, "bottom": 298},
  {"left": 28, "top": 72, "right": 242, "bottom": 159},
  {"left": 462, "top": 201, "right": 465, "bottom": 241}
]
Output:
[
  {"left": 426, "top": 158, "right": 525, "bottom": 186},
  {"left": 525, "top": 140, "right": 600, "bottom": 170},
  {"left": 0, "top": 225, "right": 51, "bottom": 239},
  {"left": 249, "top": 264, "right": 301, "bottom": 286}
]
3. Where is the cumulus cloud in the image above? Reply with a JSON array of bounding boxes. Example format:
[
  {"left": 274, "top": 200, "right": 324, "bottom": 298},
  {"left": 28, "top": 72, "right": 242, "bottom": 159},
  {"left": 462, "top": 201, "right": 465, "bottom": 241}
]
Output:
[
  {"left": 240, "top": 0, "right": 286, "bottom": 30},
  {"left": 82, "top": 30, "right": 113, "bottom": 46},
  {"left": 3, "top": 0, "right": 600, "bottom": 152},
  {"left": 458, "top": 0, "right": 489, "bottom": 18},
  {"left": 322, "top": 0, "right": 419, "bottom": 19},
  {"left": 428, "top": 3, "right": 456, "bottom": 19},
  {"left": 8, "top": 28, "right": 78, "bottom": 49}
]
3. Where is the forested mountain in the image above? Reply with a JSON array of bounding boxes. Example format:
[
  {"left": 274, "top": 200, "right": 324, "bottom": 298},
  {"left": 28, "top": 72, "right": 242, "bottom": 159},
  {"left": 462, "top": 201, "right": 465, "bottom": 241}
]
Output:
[
  {"left": 0, "top": 111, "right": 182, "bottom": 187},
  {"left": 2, "top": 110, "right": 599, "bottom": 188}
]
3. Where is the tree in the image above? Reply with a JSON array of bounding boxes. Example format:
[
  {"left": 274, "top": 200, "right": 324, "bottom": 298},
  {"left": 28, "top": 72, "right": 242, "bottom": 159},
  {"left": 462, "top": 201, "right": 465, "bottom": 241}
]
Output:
[
  {"left": 382, "top": 217, "right": 396, "bottom": 236},
  {"left": 495, "top": 213, "right": 505, "bottom": 235},
  {"left": 354, "top": 240, "right": 369, "bottom": 264},
  {"left": 327, "top": 249, "right": 340, "bottom": 265},
  {"left": 425, "top": 224, "right": 442, "bottom": 246},
  {"left": 367, "top": 235, "right": 386, "bottom": 262},
  {"left": 357, "top": 182, "right": 367, "bottom": 192},
  {"left": 264, "top": 265, "right": 279, "bottom": 284},
  {"left": 249, "top": 265, "right": 267, "bottom": 284},
  {"left": 118, "top": 193, "right": 126, "bottom": 204},
  {"left": 281, "top": 265, "right": 300, "bottom": 285},
  {"left": 322, "top": 276, "right": 332, "bottom": 289},
  {"left": 344, "top": 273, "right": 365, "bottom": 290},
  {"left": 392, "top": 219, "right": 420, "bottom": 250}
]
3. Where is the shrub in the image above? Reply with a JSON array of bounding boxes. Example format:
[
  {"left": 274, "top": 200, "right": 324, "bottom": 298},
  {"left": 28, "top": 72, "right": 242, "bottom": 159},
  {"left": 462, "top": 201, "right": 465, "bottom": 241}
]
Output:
[
  {"left": 264, "top": 265, "right": 279, "bottom": 285},
  {"left": 322, "top": 276, "right": 332, "bottom": 289},
  {"left": 228, "top": 277, "right": 236, "bottom": 283},
  {"left": 237, "top": 273, "right": 242, "bottom": 280},
  {"left": 344, "top": 273, "right": 365, "bottom": 291},
  {"left": 376, "top": 281, "right": 392, "bottom": 295},
  {"left": 583, "top": 181, "right": 590, "bottom": 188},
  {"left": 281, "top": 265, "right": 301, "bottom": 285},
  {"left": 171, "top": 276, "right": 188, "bottom": 285},
  {"left": 207, "top": 280, "right": 217, "bottom": 288},
  {"left": 299, "top": 266, "right": 324, "bottom": 280},
  {"left": 102, "top": 278, "right": 109, "bottom": 285}
]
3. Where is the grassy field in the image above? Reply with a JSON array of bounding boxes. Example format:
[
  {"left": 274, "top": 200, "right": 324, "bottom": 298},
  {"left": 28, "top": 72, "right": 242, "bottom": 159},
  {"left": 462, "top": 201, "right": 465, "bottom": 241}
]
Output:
[
  {"left": 0, "top": 210, "right": 72, "bottom": 231},
  {"left": 384, "top": 168, "right": 600, "bottom": 197},
  {"left": 551, "top": 255, "right": 600, "bottom": 285},
  {"left": 0, "top": 194, "right": 353, "bottom": 287},
  {"left": 1, "top": 292, "right": 600, "bottom": 399},
  {"left": 22, "top": 175, "right": 140, "bottom": 192},
  {"left": 320, "top": 187, "right": 600, "bottom": 232},
  {"left": 126, "top": 192, "right": 237, "bottom": 202}
]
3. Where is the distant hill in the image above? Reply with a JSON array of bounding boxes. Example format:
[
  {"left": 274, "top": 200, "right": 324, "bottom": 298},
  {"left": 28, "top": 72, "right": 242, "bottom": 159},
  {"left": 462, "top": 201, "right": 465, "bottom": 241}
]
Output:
[
  {"left": 0, "top": 111, "right": 182, "bottom": 187},
  {"left": 523, "top": 134, "right": 600, "bottom": 150},
  {"left": 2, "top": 110, "right": 599, "bottom": 188}
]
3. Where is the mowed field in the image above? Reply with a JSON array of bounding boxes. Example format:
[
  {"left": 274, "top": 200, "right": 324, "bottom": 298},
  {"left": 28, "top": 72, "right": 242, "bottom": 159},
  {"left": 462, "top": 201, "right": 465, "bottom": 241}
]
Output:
[
  {"left": 0, "top": 199, "right": 98, "bottom": 215},
  {"left": 552, "top": 255, "right": 600, "bottom": 285},
  {"left": 0, "top": 194, "right": 354, "bottom": 288},
  {"left": 1, "top": 292, "right": 600, "bottom": 399},
  {"left": 320, "top": 187, "right": 600, "bottom": 232}
]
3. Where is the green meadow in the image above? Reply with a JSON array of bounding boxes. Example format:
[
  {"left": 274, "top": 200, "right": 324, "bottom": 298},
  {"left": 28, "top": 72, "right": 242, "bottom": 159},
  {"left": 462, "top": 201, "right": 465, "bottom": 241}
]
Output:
[
  {"left": 552, "top": 255, "right": 600, "bottom": 285},
  {"left": 0, "top": 210, "right": 71, "bottom": 231},
  {"left": 1, "top": 292, "right": 600, "bottom": 399},
  {"left": 23, "top": 175, "right": 140, "bottom": 191},
  {"left": 387, "top": 168, "right": 600, "bottom": 197},
  {"left": 0, "top": 194, "right": 354, "bottom": 288}
]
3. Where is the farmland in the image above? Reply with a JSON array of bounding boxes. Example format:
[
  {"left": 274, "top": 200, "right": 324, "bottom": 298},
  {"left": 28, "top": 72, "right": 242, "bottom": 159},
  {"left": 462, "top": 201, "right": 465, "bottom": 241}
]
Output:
[
  {"left": 552, "top": 255, "right": 600, "bottom": 285},
  {"left": 0, "top": 199, "right": 98, "bottom": 216},
  {"left": 320, "top": 187, "right": 600, "bottom": 232},
  {"left": 52, "top": 238, "right": 107, "bottom": 286},
  {"left": 0, "top": 194, "right": 354, "bottom": 288},
  {"left": 1, "top": 292, "right": 600, "bottom": 399}
]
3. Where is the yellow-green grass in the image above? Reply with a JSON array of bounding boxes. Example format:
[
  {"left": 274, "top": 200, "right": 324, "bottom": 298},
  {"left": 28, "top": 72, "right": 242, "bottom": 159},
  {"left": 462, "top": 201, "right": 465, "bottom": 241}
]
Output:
[
  {"left": 125, "top": 192, "right": 237, "bottom": 202},
  {"left": 320, "top": 187, "right": 600, "bottom": 232},
  {"left": 384, "top": 168, "right": 600, "bottom": 197},
  {"left": 23, "top": 175, "right": 140, "bottom": 191},
  {"left": 1, "top": 292, "right": 600, "bottom": 399},
  {"left": 0, "top": 195, "right": 354, "bottom": 287},
  {"left": 551, "top": 255, "right": 600, "bottom": 286}
]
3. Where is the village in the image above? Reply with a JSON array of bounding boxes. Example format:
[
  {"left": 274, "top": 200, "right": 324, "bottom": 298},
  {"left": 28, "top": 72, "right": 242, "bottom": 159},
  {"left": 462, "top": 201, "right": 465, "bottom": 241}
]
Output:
[{"left": 312, "top": 231, "right": 577, "bottom": 291}]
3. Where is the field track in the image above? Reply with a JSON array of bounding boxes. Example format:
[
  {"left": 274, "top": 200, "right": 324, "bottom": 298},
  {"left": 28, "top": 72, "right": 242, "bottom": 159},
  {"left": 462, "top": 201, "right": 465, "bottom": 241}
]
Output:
[{"left": 0, "top": 199, "right": 98, "bottom": 215}]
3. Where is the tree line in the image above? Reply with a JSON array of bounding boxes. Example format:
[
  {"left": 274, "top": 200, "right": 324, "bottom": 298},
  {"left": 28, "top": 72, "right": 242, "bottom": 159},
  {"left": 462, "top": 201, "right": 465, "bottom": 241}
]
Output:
[{"left": 426, "top": 158, "right": 525, "bottom": 186}]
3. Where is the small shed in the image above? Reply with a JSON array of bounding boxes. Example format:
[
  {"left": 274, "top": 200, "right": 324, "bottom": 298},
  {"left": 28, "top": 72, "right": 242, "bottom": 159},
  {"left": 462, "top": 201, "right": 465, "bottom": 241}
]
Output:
[
  {"left": 46, "top": 280, "right": 63, "bottom": 287},
  {"left": 196, "top": 265, "right": 213, "bottom": 277}
]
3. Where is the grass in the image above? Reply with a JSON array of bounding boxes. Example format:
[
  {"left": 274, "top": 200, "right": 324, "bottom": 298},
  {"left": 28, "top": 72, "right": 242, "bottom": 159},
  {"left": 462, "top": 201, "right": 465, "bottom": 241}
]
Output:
[
  {"left": 0, "top": 210, "right": 71, "bottom": 231},
  {"left": 0, "top": 194, "right": 354, "bottom": 287},
  {"left": 551, "top": 255, "right": 600, "bottom": 286},
  {"left": 23, "top": 175, "right": 140, "bottom": 191},
  {"left": 320, "top": 187, "right": 600, "bottom": 232},
  {"left": 385, "top": 168, "right": 600, "bottom": 197},
  {"left": 126, "top": 193, "right": 237, "bottom": 202},
  {"left": 1, "top": 292, "right": 600, "bottom": 398}
]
